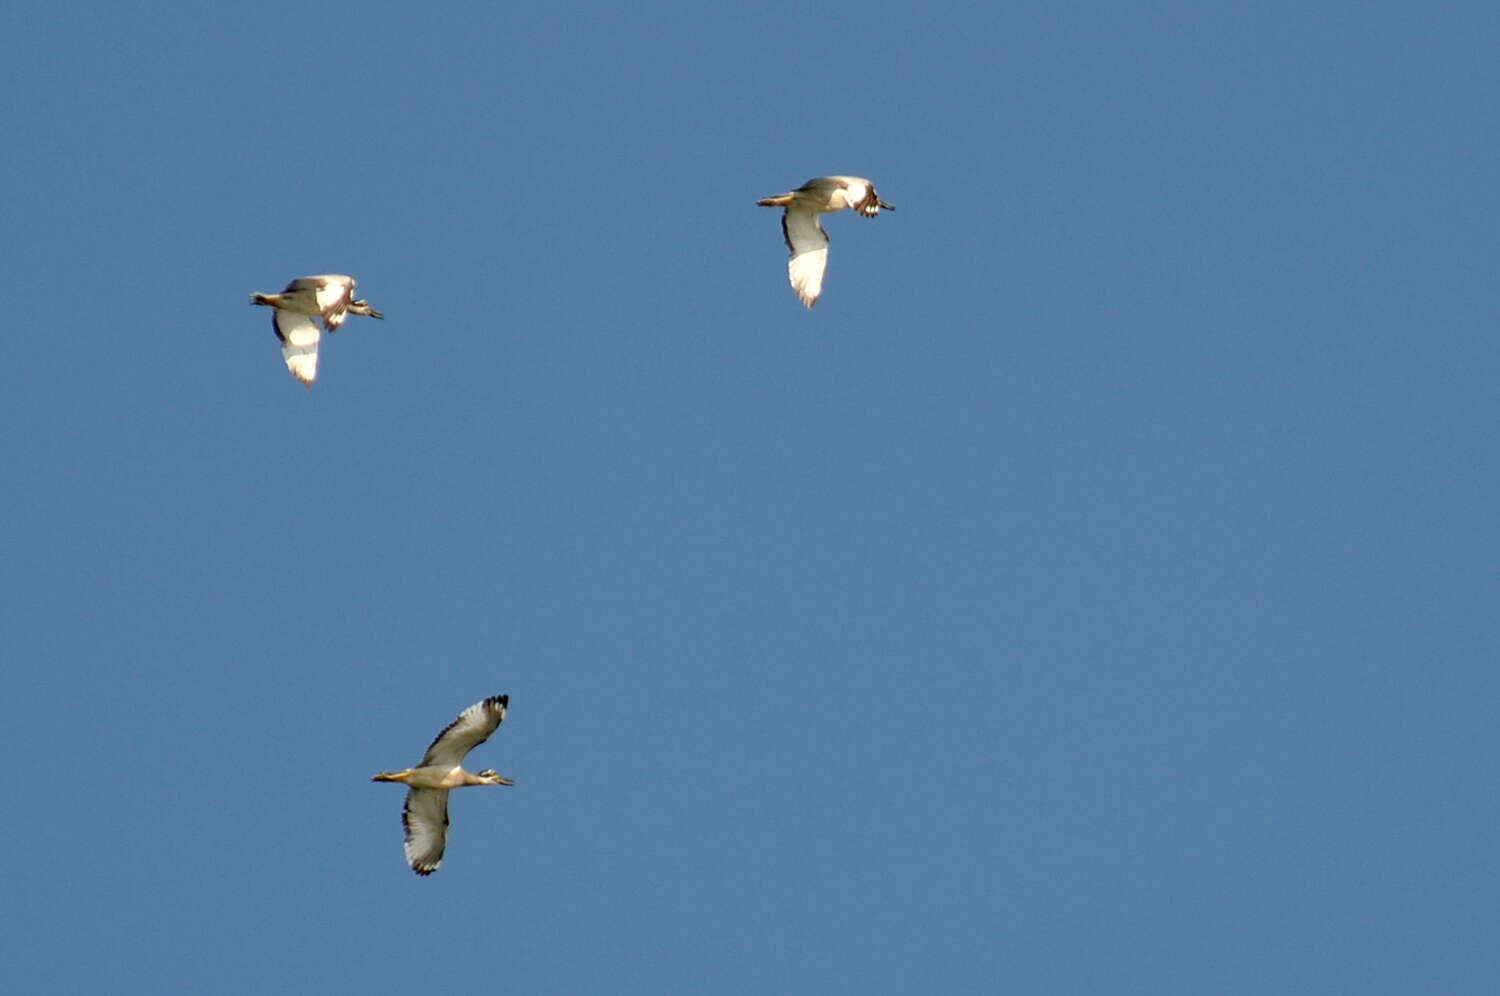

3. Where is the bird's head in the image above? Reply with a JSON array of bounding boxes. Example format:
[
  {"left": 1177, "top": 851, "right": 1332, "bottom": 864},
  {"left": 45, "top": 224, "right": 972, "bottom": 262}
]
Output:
[
  {"left": 350, "top": 299, "right": 385, "bottom": 319},
  {"left": 478, "top": 769, "right": 515, "bottom": 786}
]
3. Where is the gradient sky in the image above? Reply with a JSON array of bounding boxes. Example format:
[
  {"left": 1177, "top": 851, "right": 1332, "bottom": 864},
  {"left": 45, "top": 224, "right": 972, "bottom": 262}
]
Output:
[{"left": 3, "top": 2, "right": 1498, "bottom": 993}]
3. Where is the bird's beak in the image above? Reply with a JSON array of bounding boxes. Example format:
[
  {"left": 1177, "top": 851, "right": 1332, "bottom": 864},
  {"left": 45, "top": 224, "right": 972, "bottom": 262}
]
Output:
[
  {"left": 497, "top": 775, "right": 516, "bottom": 786},
  {"left": 369, "top": 308, "right": 385, "bottom": 319},
  {"left": 878, "top": 199, "right": 895, "bottom": 212}
]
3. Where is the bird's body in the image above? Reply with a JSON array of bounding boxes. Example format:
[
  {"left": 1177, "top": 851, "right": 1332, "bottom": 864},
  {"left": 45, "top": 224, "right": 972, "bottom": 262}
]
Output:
[
  {"left": 379, "top": 764, "right": 503, "bottom": 791},
  {"left": 757, "top": 176, "right": 894, "bottom": 307},
  {"left": 372, "top": 695, "right": 514, "bottom": 876},
  {"left": 249, "top": 274, "right": 383, "bottom": 387}
]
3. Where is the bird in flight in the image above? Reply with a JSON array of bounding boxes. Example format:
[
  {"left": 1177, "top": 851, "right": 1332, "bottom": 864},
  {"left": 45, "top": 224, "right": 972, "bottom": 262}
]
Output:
[
  {"left": 757, "top": 176, "right": 894, "bottom": 308},
  {"left": 372, "top": 695, "right": 515, "bottom": 876},
  {"left": 249, "top": 274, "right": 384, "bottom": 387}
]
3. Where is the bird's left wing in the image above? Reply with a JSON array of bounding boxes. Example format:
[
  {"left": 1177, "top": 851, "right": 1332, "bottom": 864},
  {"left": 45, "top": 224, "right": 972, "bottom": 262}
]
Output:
[
  {"left": 419, "top": 695, "right": 509, "bottom": 768},
  {"left": 782, "top": 207, "right": 830, "bottom": 308},
  {"left": 272, "top": 310, "right": 321, "bottom": 387},
  {"left": 402, "top": 787, "right": 449, "bottom": 875}
]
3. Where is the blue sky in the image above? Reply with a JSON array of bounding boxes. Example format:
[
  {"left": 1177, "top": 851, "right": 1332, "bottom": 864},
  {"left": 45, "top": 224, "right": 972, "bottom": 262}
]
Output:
[{"left": 2, "top": 2, "right": 1497, "bottom": 992}]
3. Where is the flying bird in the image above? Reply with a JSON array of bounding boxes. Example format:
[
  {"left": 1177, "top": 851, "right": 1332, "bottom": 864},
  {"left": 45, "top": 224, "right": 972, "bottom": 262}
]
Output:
[
  {"left": 757, "top": 176, "right": 894, "bottom": 308},
  {"left": 249, "top": 274, "right": 384, "bottom": 386},
  {"left": 372, "top": 695, "right": 515, "bottom": 876}
]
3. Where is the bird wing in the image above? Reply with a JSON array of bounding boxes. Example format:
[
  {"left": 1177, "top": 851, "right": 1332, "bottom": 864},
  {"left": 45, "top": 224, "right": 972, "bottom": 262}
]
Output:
[
  {"left": 419, "top": 695, "right": 509, "bottom": 768},
  {"left": 782, "top": 207, "right": 829, "bottom": 308},
  {"left": 402, "top": 787, "right": 449, "bottom": 875},
  {"left": 312, "top": 277, "right": 355, "bottom": 332},
  {"left": 272, "top": 310, "right": 320, "bottom": 387},
  {"left": 847, "top": 183, "right": 881, "bottom": 216},
  {"left": 311, "top": 276, "right": 353, "bottom": 310}
]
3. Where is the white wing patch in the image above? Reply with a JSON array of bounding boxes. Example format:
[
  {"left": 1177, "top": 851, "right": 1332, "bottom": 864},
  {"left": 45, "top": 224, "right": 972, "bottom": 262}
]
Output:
[
  {"left": 273, "top": 310, "right": 321, "bottom": 387},
  {"left": 837, "top": 178, "right": 870, "bottom": 212},
  {"left": 402, "top": 788, "right": 450, "bottom": 875},
  {"left": 788, "top": 248, "right": 829, "bottom": 308},
  {"left": 782, "top": 207, "right": 830, "bottom": 308},
  {"left": 312, "top": 276, "right": 353, "bottom": 314}
]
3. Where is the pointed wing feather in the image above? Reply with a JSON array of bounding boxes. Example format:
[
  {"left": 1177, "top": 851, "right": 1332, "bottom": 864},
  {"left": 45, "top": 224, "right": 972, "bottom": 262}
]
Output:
[
  {"left": 402, "top": 788, "right": 449, "bottom": 875},
  {"left": 782, "top": 207, "right": 830, "bottom": 308},
  {"left": 272, "top": 310, "right": 320, "bottom": 386},
  {"left": 419, "top": 695, "right": 509, "bottom": 768}
]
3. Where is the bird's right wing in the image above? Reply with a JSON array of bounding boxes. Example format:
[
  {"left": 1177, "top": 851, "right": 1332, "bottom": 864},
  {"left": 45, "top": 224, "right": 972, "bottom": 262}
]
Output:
[
  {"left": 782, "top": 207, "right": 830, "bottom": 308},
  {"left": 419, "top": 696, "right": 509, "bottom": 768},
  {"left": 272, "top": 310, "right": 321, "bottom": 387},
  {"left": 402, "top": 788, "right": 449, "bottom": 875},
  {"left": 314, "top": 277, "right": 355, "bottom": 332}
]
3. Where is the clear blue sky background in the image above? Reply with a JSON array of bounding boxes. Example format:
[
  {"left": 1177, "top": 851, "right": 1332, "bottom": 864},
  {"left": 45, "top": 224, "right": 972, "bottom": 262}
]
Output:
[{"left": 2, "top": 2, "right": 1496, "bottom": 993}]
